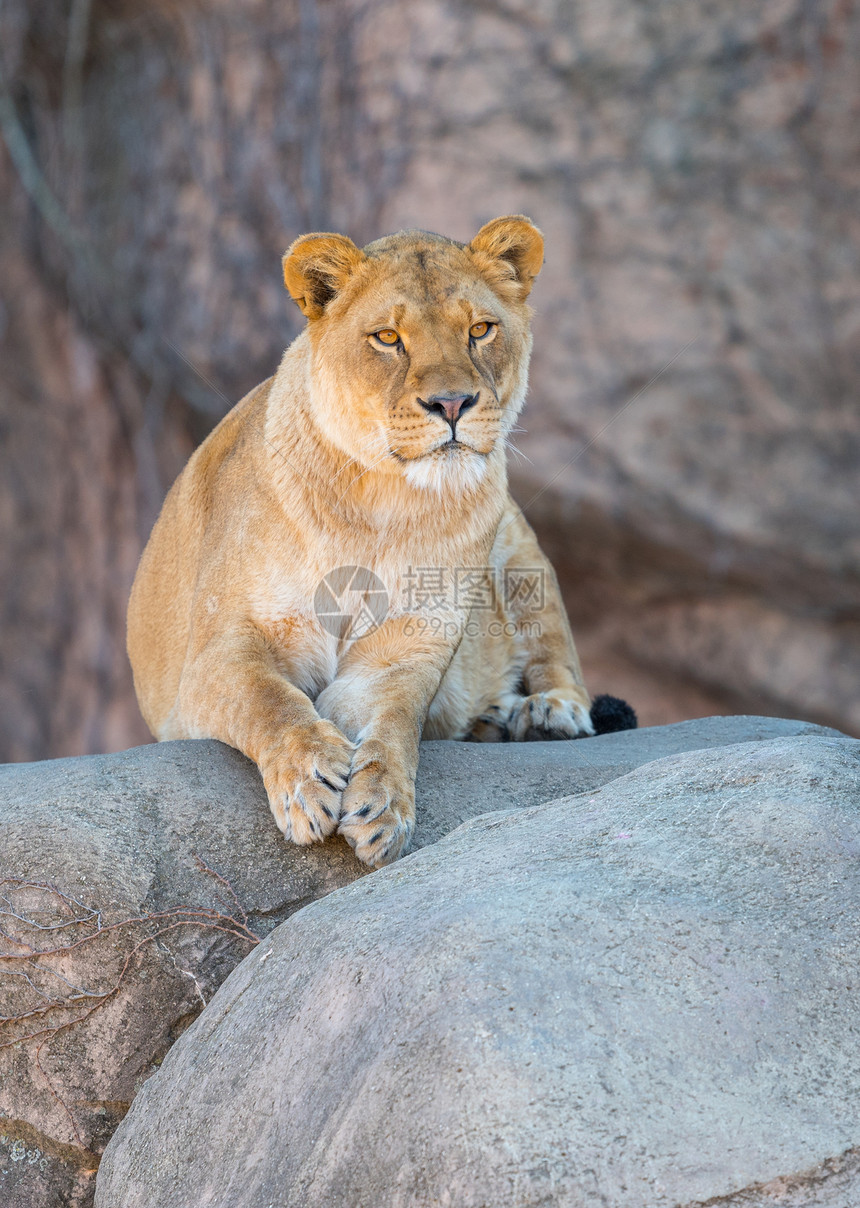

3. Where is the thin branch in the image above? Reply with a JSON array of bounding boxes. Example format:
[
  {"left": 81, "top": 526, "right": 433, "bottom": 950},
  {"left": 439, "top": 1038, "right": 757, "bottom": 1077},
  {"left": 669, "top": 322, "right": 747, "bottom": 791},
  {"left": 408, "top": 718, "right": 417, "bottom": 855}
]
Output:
[
  {"left": 0, "top": 866, "right": 260, "bottom": 1147},
  {"left": 193, "top": 854, "right": 249, "bottom": 929}
]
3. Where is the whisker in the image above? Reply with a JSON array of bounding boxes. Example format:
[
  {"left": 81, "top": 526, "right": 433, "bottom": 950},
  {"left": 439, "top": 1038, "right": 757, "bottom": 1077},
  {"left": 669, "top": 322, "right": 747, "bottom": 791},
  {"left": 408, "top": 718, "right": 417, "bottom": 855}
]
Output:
[{"left": 504, "top": 440, "right": 533, "bottom": 466}]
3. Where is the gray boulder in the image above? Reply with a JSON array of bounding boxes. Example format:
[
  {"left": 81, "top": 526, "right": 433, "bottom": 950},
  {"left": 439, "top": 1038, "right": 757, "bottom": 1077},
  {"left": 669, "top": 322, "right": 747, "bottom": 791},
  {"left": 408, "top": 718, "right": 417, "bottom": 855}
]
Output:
[
  {"left": 95, "top": 734, "right": 860, "bottom": 1208},
  {"left": 0, "top": 717, "right": 841, "bottom": 1207}
]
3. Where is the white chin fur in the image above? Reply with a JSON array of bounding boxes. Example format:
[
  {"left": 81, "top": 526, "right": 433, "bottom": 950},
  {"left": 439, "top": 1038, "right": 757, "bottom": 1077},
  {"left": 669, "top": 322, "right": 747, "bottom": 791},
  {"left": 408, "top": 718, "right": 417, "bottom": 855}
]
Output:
[{"left": 402, "top": 448, "right": 489, "bottom": 494}]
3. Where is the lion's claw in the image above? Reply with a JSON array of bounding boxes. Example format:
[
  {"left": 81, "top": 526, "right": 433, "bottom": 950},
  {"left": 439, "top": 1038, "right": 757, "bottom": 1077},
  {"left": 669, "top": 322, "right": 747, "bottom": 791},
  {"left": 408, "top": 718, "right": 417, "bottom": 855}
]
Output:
[
  {"left": 338, "top": 741, "right": 415, "bottom": 866},
  {"left": 261, "top": 721, "right": 355, "bottom": 845}
]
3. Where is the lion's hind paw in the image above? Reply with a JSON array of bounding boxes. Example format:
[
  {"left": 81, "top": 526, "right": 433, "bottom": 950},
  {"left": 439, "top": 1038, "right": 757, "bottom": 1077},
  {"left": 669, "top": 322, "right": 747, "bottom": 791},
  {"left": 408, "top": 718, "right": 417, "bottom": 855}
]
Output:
[{"left": 506, "top": 690, "right": 595, "bottom": 742}]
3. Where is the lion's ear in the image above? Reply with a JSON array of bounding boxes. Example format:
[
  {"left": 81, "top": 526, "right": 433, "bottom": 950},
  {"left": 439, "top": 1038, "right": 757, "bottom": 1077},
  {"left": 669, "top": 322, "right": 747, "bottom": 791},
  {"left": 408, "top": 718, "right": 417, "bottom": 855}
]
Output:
[
  {"left": 282, "top": 233, "right": 366, "bottom": 319},
  {"left": 468, "top": 215, "right": 544, "bottom": 300}
]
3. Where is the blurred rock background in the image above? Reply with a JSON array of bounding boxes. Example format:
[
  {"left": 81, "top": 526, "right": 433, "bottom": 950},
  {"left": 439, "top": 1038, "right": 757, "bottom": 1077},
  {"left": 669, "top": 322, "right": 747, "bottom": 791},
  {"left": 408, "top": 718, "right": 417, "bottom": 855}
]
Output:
[{"left": 1, "top": 0, "right": 858, "bottom": 762}]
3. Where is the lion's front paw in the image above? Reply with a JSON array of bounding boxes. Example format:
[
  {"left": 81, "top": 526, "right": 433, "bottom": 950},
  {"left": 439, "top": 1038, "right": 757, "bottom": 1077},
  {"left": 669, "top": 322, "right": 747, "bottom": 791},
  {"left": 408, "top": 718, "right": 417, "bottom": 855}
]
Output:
[
  {"left": 261, "top": 721, "right": 355, "bottom": 845},
  {"left": 338, "top": 740, "right": 415, "bottom": 867},
  {"left": 507, "top": 689, "right": 595, "bottom": 741}
]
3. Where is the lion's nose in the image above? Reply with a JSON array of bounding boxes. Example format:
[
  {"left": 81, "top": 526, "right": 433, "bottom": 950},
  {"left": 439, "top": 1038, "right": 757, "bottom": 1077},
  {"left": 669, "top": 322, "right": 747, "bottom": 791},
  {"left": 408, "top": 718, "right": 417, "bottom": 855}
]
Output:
[{"left": 418, "top": 392, "right": 479, "bottom": 431}]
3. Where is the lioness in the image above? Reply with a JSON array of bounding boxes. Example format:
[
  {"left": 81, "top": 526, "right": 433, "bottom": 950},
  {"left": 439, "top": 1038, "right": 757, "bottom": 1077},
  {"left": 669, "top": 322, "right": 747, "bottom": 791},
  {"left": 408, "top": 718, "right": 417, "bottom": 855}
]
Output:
[{"left": 128, "top": 215, "right": 593, "bottom": 867}]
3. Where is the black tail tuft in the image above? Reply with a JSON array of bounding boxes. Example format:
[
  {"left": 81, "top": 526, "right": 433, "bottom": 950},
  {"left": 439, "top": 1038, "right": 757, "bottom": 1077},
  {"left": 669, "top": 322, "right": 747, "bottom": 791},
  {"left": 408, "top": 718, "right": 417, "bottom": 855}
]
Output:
[{"left": 590, "top": 694, "right": 638, "bottom": 735}]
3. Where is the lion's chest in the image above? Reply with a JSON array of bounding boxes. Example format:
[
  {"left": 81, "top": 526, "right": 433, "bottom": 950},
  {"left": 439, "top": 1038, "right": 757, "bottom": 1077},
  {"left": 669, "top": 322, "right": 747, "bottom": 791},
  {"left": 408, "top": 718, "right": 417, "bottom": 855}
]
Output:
[{"left": 248, "top": 536, "right": 398, "bottom": 697}]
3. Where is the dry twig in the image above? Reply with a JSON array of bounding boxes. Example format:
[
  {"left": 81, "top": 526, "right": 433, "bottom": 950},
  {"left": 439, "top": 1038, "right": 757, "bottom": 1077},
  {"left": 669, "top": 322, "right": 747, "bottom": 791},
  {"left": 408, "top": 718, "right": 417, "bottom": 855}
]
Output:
[{"left": 0, "top": 861, "right": 259, "bottom": 1148}]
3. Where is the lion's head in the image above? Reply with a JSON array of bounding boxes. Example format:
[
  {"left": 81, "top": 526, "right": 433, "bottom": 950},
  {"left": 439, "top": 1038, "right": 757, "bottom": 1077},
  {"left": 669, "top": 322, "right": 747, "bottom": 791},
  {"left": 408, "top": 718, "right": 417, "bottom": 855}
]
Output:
[{"left": 282, "top": 216, "right": 544, "bottom": 494}]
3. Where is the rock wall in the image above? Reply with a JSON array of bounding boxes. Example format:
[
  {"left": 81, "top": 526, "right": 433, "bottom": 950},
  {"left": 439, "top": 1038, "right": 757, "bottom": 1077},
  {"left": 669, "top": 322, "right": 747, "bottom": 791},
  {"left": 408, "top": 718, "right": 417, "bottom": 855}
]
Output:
[{"left": 1, "top": 0, "right": 858, "bottom": 758}]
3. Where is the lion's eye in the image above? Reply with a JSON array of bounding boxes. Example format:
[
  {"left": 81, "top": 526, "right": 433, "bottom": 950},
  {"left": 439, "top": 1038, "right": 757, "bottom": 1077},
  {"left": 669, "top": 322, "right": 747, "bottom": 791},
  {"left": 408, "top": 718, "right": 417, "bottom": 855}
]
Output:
[
  {"left": 469, "top": 321, "right": 493, "bottom": 340},
  {"left": 374, "top": 329, "right": 400, "bottom": 346}
]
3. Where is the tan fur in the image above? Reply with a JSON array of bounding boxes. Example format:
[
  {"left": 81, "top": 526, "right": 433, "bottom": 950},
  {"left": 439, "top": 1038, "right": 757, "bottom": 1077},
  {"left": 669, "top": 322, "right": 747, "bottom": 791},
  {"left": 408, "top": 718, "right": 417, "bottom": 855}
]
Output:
[{"left": 128, "top": 216, "right": 592, "bottom": 867}]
